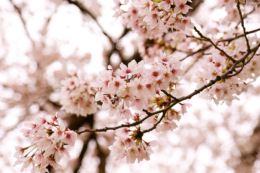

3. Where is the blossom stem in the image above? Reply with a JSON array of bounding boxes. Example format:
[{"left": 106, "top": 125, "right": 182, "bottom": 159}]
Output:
[
  {"left": 236, "top": 1, "right": 251, "bottom": 51},
  {"left": 193, "top": 26, "right": 236, "bottom": 63}
]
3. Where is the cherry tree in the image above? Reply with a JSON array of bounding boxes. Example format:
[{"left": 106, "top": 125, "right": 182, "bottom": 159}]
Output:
[{"left": 1, "top": 0, "right": 260, "bottom": 172}]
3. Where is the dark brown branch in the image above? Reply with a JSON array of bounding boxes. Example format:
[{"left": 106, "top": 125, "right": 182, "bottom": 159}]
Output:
[
  {"left": 243, "top": 46, "right": 259, "bottom": 66},
  {"left": 142, "top": 111, "right": 167, "bottom": 133},
  {"left": 161, "top": 90, "right": 179, "bottom": 101},
  {"left": 194, "top": 26, "right": 236, "bottom": 62},
  {"left": 219, "top": 28, "right": 260, "bottom": 43},
  {"left": 67, "top": 0, "right": 130, "bottom": 67},
  {"left": 227, "top": 63, "right": 245, "bottom": 78},
  {"left": 75, "top": 112, "right": 153, "bottom": 134},
  {"left": 67, "top": 0, "right": 110, "bottom": 41},
  {"left": 187, "top": 28, "right": 260, "bottom": 44},
  {"left": 237, "top": 1, "right": 250, "bottom": 51},
  {"left": 184, "top": 28, "right": 260, "bottom": 62},
  {"left": 236, "top": 4, "right": 260, "bottom": 27},
  {"left": 180, "top": 45, "right": 211, "bottom": 61},
  {"left": 186, "top": 35, "right": 206, "bottom": 41}
]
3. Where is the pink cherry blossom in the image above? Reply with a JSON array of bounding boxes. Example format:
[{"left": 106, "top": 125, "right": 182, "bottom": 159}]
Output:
[
  {"left": 14, "top": 114, "right": 77, "bottom": 173},
  {"left": 174, "top": 0, "right": 193, "bottom": 14},
  {"left": 159, "top": 0, "right": 173, "bottom": 9}
]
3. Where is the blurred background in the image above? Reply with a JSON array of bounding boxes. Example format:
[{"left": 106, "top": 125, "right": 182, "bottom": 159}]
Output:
[{"left": 0, "top": 0, "right": 260, "bottom": 172}]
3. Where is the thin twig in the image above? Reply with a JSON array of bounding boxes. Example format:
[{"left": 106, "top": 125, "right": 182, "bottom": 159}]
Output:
[
  {"left": 227, "top": 63, "right": 245, "bottom": 77},
  {"left": 186, "top": 35, "right": 207, "bottom": 41},
  {"left": 187, "top": 28, "right": 260, "bottom": 44},
  {"left": 183, "top": 27, "right": 260, "bottom": 62},
  {"left": 244, "top": 45, "right": 259, "bottom": 66},
  {"left": 180, "top": 45, "right": 211, "bottom": 61},
  {"left": 237, "top": 1, "right": 250, "bottom": 51},
  {"left": 194, "top": 26, "right": 236, "bottom": 63},
  {"left": 161, "top": 90, "right": 179, "bottom": 101},
  {"left": 236, "top": 4, "right": 260, "bottom": 27},
  {"left": 67, "top": 0, "right": 111, "bottom": 42},
  {"left": 219, "top": 28, "right": 260, "bottom": 43},
  {"left": 142, "top": 111, "right": 167, "bottom": 133},
  {"left": 67, "top": 0, "right": 130, "bottom": 67},
  {"left": 76, "top": 111, "right": 153, "bottom": 134}
]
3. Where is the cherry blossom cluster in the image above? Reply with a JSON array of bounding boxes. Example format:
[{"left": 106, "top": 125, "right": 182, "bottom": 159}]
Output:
[
  {"left": 92, "top": 52, "right": 185, "bottom": 121},
  {"left": 92, "top": 52, "right": 193, "bottom": 164},
  {"left": 113, "top": 0, "right": 194, "bottom": 39},
  {"left": 14, "top": 114, "right": 77, "bottom": 173},
  {"left": 108, "top": 103, "right": 190, "bottom": 163},
  {"left": 13, "top": 0, "right": 260, "bottom": 170},
  {"left": 109, "top": 127, "right": 157, "bottom": 163},
  {"left": 195, "top": 37, "right": 260, "bottom": 106},
  {"left": 60, "top": 73, "right": 97, "bottom": 116}
]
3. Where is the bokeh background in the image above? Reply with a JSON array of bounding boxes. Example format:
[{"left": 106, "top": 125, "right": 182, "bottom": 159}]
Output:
[{"left": 0, "top": 0, "right": 260, "bottom": 172}]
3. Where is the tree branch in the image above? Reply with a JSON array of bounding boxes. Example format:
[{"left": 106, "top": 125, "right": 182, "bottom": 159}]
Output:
[
  {"left": 219, "top": 28, "right": 260, "bottom": 43},
  {"left": 180, "top": 45, "right": 211, "bottom": 61},
  {"left": 237, "top": 1, "right": 250, "bottom": 51},
  {"left": 236, "top": 4, "right": 260, "bottom": 27},
  {"left": 75, "top": 112, "right": 153, "bottom": 134},
  {"left": 184, "top": 27, "right": 260, "bottom": 62},
  {"left": 161, "top": 89, "right": 179, "bottom": 101},
  {"left": 66, "top": 0, "right": 130, "bottom": 67},
  {"left": 194, "top": 26, "right": 236, "bottom": 62},
  {"left": 142, "top": 110, "right": 167, "bottom": 133},
  {"left": 76, "top": 41, "right": 260, "bottom": 135}
]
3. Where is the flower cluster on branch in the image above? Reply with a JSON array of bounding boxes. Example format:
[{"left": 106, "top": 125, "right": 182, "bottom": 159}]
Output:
[
  {"left": 14, "top": 0, "right": 260, "bottom": 172},
  {"left": 14, "top": 114, "right": 77, "bottom": 173},
  {"left": 60, "top": 73, "right": 97, "bottom": 116}
]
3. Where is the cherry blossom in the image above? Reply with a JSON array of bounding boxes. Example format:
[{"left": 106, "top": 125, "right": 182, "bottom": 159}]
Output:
[
  {"left": 113, "top": 0, "right": 193, "bottom": 39},
  {"left": 13, "top": 0, "right": 260, "bottom": 169},
  {"left": 14, "top": 114, "right": 77, "bottom": 173},
  {"left": 60, "top": 73, "right": 97, "bottom": 116},
  {"left": 109, "top": 127, "right": 157, "bottom": 163},
  {"left": 174, "top": 0, "right": 193, "bottom": 14}
]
